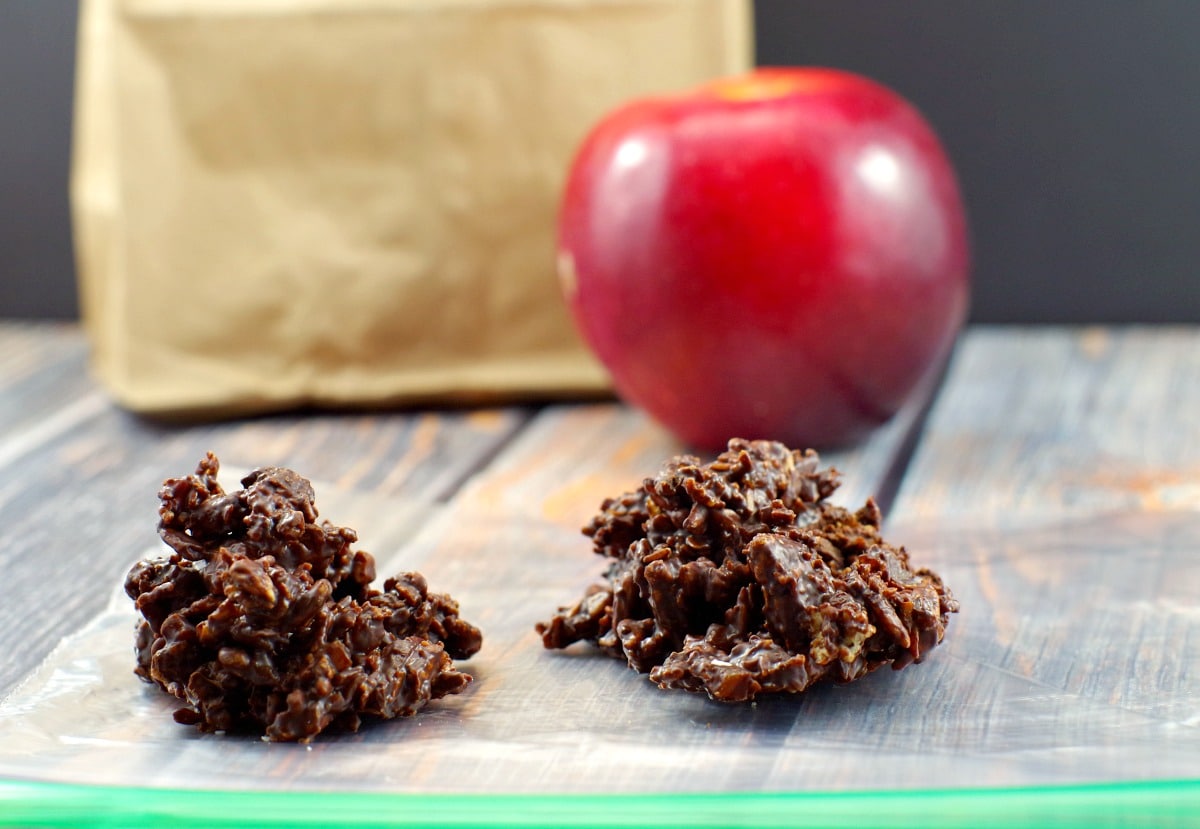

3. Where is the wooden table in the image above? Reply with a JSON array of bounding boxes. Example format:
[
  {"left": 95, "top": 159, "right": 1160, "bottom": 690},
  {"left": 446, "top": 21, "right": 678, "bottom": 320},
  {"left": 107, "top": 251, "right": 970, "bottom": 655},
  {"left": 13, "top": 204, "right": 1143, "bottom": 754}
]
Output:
[{"left": 1, "top": 321, "right": 1199, "bottom": 827}]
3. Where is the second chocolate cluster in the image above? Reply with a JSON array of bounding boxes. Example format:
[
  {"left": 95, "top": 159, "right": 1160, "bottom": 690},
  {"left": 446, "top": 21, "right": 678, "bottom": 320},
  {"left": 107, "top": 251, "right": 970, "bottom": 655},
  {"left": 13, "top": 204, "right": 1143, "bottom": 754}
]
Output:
[{"left": 537, "top": 439, "right": 957, "bottom": 702}]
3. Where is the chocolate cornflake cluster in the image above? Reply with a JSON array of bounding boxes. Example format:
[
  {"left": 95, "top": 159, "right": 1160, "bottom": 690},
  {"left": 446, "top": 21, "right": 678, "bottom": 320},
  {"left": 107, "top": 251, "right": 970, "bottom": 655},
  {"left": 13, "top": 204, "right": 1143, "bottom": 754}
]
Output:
[
  {"left": 125, "top": 453, "right": 482, "bottom": 742},
  {"left": 537, "top": 439, "right": 957, "bottom": 702}
]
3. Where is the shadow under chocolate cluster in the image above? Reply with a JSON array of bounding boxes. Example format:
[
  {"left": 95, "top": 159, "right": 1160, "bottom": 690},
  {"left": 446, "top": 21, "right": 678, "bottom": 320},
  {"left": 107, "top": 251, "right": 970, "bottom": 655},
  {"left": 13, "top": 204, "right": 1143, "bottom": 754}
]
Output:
[
  {"left": 125, "top": 453, "right": 481, "bottom": 742},
  {"left": 537, "top": 439, "right": 957, "bottom": 702}
]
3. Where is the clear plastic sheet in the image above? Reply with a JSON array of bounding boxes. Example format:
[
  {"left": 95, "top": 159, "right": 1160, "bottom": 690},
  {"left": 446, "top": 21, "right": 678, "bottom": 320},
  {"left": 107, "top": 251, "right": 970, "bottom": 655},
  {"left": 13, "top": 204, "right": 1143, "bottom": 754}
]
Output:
[{"left": 3, "top": 511, "right": 1200, "bottom": 825}]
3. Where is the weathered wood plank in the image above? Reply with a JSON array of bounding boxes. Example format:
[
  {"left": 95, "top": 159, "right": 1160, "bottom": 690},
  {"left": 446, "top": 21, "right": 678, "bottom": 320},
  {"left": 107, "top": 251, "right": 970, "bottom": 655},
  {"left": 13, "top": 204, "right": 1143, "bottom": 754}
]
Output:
[
  {"left": 0, "top": 320, "right": 938, "bottom": 794},
  {"left": 891, "top": 326, "right": 1200, "bottom": 524},
  {"left": 0, "top": 321, "right": 85, "bottom": 385},
  {"left": 0, "top": 322, "right": 107, "bottom": 449},
  {"left": 881, "top": 325, "right": 1200, "bottom": 786},
  {"left": 450, "top": 362, "right": 938, "bottom": 534},
  {"left": 6, "top": 322, "right": 1200, "bottom": 804},
  {"left": 0, "top": 325, "right": 534, "bottom": 697}
]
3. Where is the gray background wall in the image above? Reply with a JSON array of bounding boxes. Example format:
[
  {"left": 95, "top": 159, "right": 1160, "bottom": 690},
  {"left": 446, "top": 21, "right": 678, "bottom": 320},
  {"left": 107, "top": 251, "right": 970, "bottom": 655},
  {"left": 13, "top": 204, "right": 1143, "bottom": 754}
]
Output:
[
  {"left": 3, "top": 1, "right": 1198, "bottom": 322},
  {"left": 755, "top": 1, "right": 1200, "bottom": 324},
  {"left": 2, "top": 1, "right": 78, "bottom": 319}
]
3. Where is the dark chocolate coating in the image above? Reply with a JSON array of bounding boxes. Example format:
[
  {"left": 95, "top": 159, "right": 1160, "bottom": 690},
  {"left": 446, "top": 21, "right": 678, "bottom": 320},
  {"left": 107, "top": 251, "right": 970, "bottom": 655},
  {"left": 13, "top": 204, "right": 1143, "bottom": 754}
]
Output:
[
  {"left": 126, "top": 453, "right": 481, "bottom": 742},
  {"left": 537, "top": 439, "right": 956, "bottom": 701}
]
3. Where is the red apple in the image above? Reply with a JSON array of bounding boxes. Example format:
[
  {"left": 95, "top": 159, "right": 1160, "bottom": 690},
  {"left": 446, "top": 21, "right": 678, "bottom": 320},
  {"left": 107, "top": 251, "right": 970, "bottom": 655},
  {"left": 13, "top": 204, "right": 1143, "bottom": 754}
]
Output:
[{"left": 557, "top": 68, "right": 969, "bottom": 451}]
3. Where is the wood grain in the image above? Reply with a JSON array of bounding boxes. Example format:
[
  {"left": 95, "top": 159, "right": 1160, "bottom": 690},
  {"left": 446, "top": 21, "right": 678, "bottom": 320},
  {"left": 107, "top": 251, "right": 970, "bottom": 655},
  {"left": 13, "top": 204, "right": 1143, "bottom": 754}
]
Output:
[
  {"left": 883, "top": 325, "right": 1200, "bottom": 786},
  {"left": 0, "top": 322, "right": 106, "bottom": 463},
  {"left": 0, "top": 321, "right": 926, "bottom": 787},
  {"left": 0, "top": 325, "right": 532, "bottom": 697},
  {"left": 0, "top": 321, "right": 931, "bottom": 795},
  {"left": 0, "top": 321, "right": 930, "bottom": 696},
  {"left": 891, "top": 326, "right": 1200, "bottom": 525},
  {"left": 14, "top": 324, "right": 1196, "bottom": 796}
]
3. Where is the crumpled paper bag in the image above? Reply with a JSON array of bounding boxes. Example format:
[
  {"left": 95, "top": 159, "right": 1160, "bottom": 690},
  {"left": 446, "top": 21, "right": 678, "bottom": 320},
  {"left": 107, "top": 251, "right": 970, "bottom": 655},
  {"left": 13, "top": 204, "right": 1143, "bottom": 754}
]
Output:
[{"left": 72, "top": 0, "right": 752, "bottom": 416}]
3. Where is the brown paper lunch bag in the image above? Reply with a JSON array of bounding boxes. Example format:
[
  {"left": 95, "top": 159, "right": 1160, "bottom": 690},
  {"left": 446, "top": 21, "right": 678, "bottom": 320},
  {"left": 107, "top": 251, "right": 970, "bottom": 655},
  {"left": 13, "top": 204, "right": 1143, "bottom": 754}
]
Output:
[{"left": 71, "top": 0, "right": 753, "bottom": 416}]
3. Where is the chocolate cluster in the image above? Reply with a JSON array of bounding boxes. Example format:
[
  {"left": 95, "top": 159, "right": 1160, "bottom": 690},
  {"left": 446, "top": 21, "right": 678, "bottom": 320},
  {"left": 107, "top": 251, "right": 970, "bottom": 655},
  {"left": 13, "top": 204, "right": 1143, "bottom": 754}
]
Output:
[
  {"left": 126, "top": 453, "right": 481, "bottom": 741},
  {"left": 537, "top": 439, "right": 956, "bottom": 701}
]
